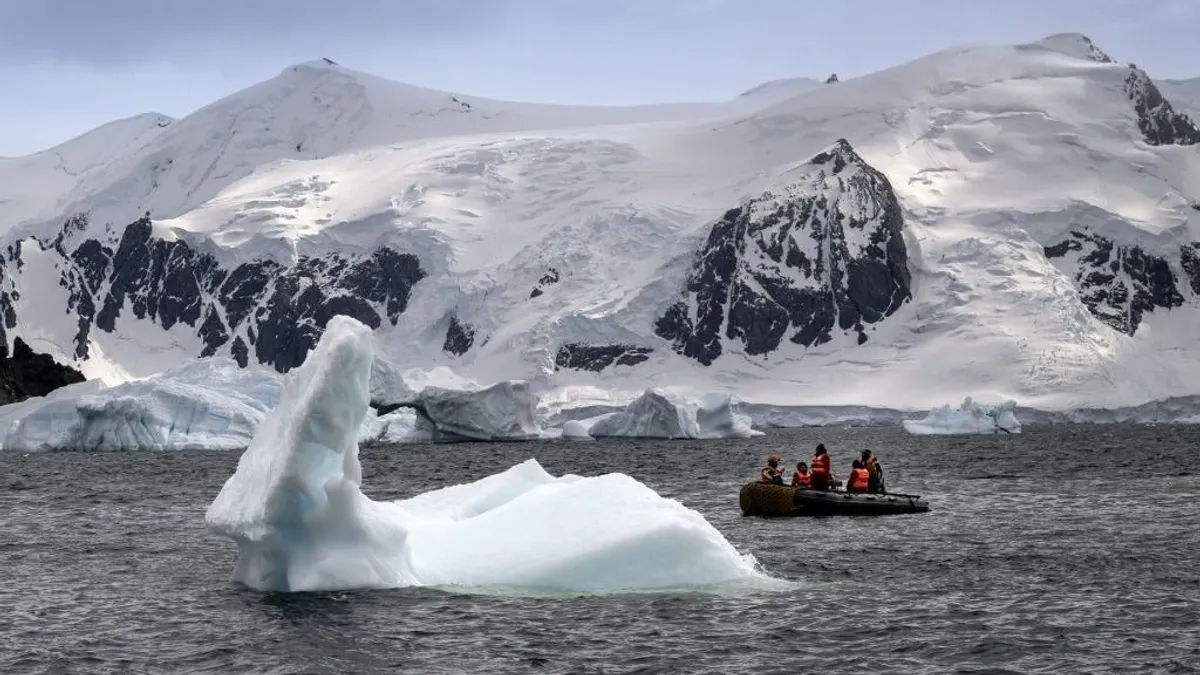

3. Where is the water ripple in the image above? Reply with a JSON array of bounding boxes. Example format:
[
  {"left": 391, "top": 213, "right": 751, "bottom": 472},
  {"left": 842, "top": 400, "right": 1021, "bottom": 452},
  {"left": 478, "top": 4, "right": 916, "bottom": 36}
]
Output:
[{"left": 1, "top": 425, "right": 1199, "bottom": 673}]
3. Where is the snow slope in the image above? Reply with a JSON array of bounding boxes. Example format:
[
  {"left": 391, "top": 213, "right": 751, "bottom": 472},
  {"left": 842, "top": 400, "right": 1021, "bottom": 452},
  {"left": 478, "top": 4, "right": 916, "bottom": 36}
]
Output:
[{"left": 4, "top": 34, "right": 1200, "bottom": 414}]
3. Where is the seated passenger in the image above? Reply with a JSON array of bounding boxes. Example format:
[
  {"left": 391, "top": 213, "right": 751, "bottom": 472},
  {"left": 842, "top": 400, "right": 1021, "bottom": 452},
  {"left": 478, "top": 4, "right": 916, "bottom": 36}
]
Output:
[
  {"left": 847, "top": 459, "right": 870, "bottom": 494},
  {"left": 791, "top": 461, "right": 812, "bottom": 489},
  {"left": 810, "top": 444, "right": 834, "bottom": 491},
  {"left": 861, "top": 449, "right": 885, "bottom": 494},
  {"left": 759, "top": 453, "right": 784, "bottom": 485}
]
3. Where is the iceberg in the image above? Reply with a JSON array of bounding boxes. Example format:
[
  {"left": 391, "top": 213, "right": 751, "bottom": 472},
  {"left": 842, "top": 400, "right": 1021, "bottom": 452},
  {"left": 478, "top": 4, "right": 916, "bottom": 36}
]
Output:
[
  {"left": 417, "top": 380, "right": 544, "bottom": 441},
  {"left": 901, "top": 397, "right": 1022, "bottom": 435},
  {"left": 0, "top": 379, "right": 107, "bottom": 449},
  {"left": 205, "top": 315, "right": 763, "bottom": 592},
  {"left": 358, "top": 406, "right": 437, "bottom": 446},
  {"left": 567, "top": 389, "right": 762, "bottom": 440},
  {"left": 2, "top": 358, "right": 282, "bottom": 451}
]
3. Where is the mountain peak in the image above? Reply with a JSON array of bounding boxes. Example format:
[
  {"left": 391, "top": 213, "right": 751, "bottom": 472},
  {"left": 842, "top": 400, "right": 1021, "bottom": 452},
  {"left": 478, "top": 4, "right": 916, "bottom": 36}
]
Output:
[
  {"left": 806, "top": 138, "right": 860, "bottom": 172},
  {"left": 1028, "top": 33, "right": 1115, "bottom": 64},
  {"left": 282, "top": 57, "right": 343, "bottom": 74}
]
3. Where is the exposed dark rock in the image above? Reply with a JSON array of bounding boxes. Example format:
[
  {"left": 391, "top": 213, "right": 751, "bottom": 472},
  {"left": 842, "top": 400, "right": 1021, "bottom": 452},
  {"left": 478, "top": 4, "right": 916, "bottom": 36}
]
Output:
[
  {"left": 555, "top": 343, "right": 653, "bottom": 372},
  {"left": 0, "top": 337, "right": 86, "bottom": 406},
  {"left": 1179, "top": 244, "right": 1200, "bottom": 296},
  {"left": 529, "top": 267, "right": 560, "bottom": 299},
  {"left": 1123, "top": 66, "right": 1200, "bottom": 146},
  {"left": 825, "top": 73, "right": 839, "bottom": 84},
  {"left": 1044, "top": 230, "right": 1183, "bottom": 334},
  {"left": 656, "top": 139, "right": 911, "bottom": 365},
  {"left": 0, "top": 215, "right": 428, "bottom": 373},
  {"left": 443, "top": 315, "right": 475, "bottom": 356}
]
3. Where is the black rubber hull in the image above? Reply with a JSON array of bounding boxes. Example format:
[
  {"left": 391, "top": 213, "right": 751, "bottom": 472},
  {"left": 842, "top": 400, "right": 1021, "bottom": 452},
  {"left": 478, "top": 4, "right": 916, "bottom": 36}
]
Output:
[{"left": 739, "top": 482, "right": 930, "bottom": 517}]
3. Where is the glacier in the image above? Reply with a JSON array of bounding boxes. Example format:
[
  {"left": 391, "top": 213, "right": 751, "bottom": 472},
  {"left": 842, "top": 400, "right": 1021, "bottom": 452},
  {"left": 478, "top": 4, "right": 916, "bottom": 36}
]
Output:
[
  {"left": 3, "top": 33, "right": 1200, "bottom": 419},
  {"left": 901, "top": 398, "right": 1023, "bottom": 436},
  {"left": 205, "top": 316, "right": 765, "bottom": 592}
]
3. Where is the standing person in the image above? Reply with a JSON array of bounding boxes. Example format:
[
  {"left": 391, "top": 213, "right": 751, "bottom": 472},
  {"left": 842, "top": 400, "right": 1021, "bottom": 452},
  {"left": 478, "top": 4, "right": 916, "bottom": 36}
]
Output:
[
  {"left": 759, "top": 453, "right": 784, "bottom": 485},
  {"left": 861, "top": 449, "right": 885, "bottom": 494},
  {"left": 810, "top": 444, "right": 834, "bottom": 491}
]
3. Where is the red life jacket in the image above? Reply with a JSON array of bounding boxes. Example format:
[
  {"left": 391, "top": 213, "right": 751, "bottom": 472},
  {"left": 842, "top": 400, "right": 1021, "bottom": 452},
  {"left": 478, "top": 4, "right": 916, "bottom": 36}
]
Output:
[
  {"left": 849, "top": 467, "right": 869, "bottom": 491},
  {"left": 811, "top": 453, "right": 830, "bottom": 477},
  {"left": 792, "top": 470, "right": 812, "bottom": 488}
]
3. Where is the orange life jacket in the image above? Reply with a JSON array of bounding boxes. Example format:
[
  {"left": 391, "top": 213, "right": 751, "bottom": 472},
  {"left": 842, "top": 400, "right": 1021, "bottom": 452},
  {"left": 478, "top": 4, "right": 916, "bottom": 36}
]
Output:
[
  {"left": 849, "top": 467, "right": 870, "bottom": 491},
  {"left": 811, "top": 453, "right": 830, "bottom": 477},
  {"left": 792, "top": 470, "right": 812, "bottom": 488},
  {"left": 864, "top": 457, "right": 880, "bottom": 476}
]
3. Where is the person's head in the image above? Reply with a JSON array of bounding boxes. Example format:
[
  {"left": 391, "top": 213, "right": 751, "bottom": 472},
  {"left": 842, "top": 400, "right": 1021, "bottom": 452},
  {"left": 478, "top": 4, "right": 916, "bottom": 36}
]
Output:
[
  {"left": 861, "top": 449, "right": 872, "bottom": 460},
  {"left": 852, "top": 459, "right": 863, "bottom": 469},
  {"left": 797, "top": 461, "right": 808, "bottom": 472},
  {"left": 815, "top": 444, "right": 827, "bottom": 455},
  {"left": 767, "top": 453, "right": 780, "bottom": 467}
]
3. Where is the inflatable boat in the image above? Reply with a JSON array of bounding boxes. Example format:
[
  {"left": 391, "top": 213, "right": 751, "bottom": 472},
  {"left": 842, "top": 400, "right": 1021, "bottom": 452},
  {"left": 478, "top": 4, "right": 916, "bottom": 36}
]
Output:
[{"left": 738, "top": 482, "right": 931, "bottom": 517}]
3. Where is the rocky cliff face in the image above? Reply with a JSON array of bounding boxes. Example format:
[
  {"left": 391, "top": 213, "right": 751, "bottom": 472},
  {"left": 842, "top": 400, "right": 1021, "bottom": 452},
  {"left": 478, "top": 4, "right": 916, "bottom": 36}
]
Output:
[
  {"left": 1044, "top": 231, "right": 1200, "bottom": 335},
  {"left": 1, "top": 215, "right": 426, "bottom": 373},
  {"left": 1123, "top": 65, "right": 1200, "bottom": 146},
  {"left": 655, "top": 139, "right": 912, "bottom": 366},
  {"left": 0, "top": 337, "right": 86, "bottom": 406}
]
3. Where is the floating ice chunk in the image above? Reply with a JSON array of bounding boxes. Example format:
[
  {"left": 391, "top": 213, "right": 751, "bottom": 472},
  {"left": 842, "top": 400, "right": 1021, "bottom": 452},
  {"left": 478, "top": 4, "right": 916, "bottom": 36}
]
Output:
[
  {"left": 206, "top": 315, "right": 764, "bottom": 593},
  {"left": 901, "top": 397, "right": 1023, "bottom": 435},
  {"left": 0, "top": 380, "right": 107, "bottom": 450},
  {"left": 2, "top": 358, "right": 280, "bottom": 451},
  {"left": 417, "top": 380, "right": 544, "bottom": 441},
  {"left": 561, "top": 418, "right": 600, "bottom": 441},
  {"left": 358, "top": 407, "right": 437, "bottom": 446},
  {"left": 580, "top": 389, "right": 761, "bottom": 440}
]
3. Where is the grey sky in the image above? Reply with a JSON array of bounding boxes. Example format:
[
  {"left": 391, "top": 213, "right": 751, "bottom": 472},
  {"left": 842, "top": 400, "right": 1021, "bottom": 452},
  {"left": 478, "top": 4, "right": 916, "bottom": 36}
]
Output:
[{"left": 1, "top": 0, "right": 1197, "bottom": 156}]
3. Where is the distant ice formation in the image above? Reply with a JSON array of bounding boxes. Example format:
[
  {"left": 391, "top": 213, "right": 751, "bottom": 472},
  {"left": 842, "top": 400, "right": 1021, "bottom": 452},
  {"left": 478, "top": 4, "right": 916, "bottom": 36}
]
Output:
[
  {"left": 205, "top": 316, "right": 765, "bottom": 592},
  {"left": 901, "top": 397, "right": 1023, "bottom": 435},
  {"left": 1, "top": 358, "right": 281, "bottom": 451},
  {"left": 558, "top": 389, "right": 761, "bottom": 440}
]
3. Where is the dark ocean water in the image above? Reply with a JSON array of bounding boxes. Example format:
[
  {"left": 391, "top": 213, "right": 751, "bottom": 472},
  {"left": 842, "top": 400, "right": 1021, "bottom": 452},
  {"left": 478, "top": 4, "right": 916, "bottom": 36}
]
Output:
[{"left": 2, "top": 425, "right": 1199, "bottom": 674}]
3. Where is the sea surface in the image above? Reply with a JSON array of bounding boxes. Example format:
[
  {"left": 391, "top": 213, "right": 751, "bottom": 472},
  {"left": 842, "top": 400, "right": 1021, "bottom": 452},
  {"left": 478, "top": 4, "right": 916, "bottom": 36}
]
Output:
[{"left": 2, "top": 425, "right": 1198, "bottom": 674}]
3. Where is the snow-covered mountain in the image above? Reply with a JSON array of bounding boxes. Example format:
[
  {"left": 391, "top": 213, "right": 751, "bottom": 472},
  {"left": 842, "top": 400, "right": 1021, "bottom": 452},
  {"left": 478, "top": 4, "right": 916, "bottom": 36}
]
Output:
[{"left": 3, "top": 33, "right": 1200, "bottom": 412}]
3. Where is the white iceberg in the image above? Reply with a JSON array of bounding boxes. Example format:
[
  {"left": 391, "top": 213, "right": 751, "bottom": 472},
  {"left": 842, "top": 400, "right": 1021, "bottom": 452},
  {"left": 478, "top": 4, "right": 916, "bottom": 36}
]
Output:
[
  {"left": 0, "top": 379, "right": 107, "bottom": 449},
  {"left": 417, "top": 380, "right": 544, "bottom": 441},
  {"left": 205, "top": 315, "right": 764, "bottom": 593},
  {"left": 901, "top": 397, "right": 1023, "bottom": 435},
  {"left": 358, "top": 406, "right": 437, "bottom": 446},
  {"left": 2, "top": 358, "right": 282, "bottom": 451},
  {"left": 568, "top": 389, "right": 762, "bottom": 440}
]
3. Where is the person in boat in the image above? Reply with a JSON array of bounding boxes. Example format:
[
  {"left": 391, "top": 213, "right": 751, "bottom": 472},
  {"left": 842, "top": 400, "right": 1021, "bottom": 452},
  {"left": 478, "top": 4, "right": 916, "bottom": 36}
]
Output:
[
  {"left": 810, "top": 444, "right": 834, "bottom": 491},
  {"left": 791, "top": 461, "right": 812, "bottom": 489},
  {"left": 861, "top": 449, "right": 886, "bottom": 494},
  {"left": 847, "top": 459, "right": 870, "bottom": 493},
  {"left": 759, "top": 453, "right": 784, "bottom": 485}
]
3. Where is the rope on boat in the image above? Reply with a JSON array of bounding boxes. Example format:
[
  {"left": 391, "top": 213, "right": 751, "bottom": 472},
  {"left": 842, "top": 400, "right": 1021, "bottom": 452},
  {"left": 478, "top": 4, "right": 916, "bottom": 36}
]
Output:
[{"left": 739, "top": 482, "right": 796, "bottom": 516}]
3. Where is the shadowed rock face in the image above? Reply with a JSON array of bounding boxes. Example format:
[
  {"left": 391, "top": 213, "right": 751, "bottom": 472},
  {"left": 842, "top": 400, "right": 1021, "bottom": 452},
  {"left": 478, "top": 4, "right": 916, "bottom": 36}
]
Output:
[
  {"left": 1, "top": 215, "right": 427, "bottom": 373},
  {"left": 0, "top": 337, "right": 87, "bottom": 406},
  {"left": 443, "top": 315, "right": 476, "bottom": 356},
  {"left": 1124, "top": 66, "right": 1200, "bottom": 146},
  {"left": 554, "top": 343, "right": 653, "bottom": 372},
  {"left": 1045, "top": 230, "right": 1191, "bottom": 335},
  {"left": 655, "top": 139, "right": 912, "bottom": 366}
]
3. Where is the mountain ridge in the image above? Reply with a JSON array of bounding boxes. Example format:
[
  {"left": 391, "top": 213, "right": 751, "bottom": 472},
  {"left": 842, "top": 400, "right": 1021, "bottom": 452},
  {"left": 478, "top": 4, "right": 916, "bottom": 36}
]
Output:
[{"left": 3, "top": 33, "right": 1200, "bottom": 412}]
